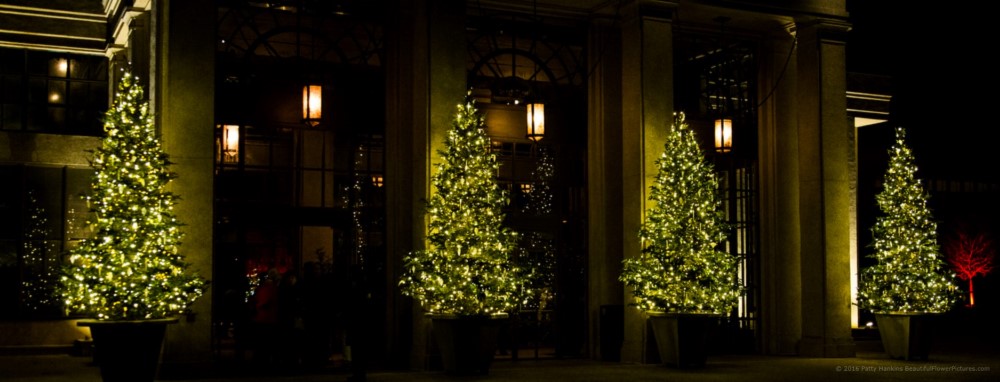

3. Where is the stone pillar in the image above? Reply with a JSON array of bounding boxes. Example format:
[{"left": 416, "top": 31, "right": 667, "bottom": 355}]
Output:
[
  {"left": 758, "top": 25, "right": 802, "bottom": 355},
  {"left": 384, "top": 0, "right": 466, "bottom": 369},
  {"left": 128, "top": 11, "right": 151, "bottom": 92},
  {"left": 586, "top": 17, "right": 623, "bottom": 361},
  {"left": 618, "top": 0, "right": 675, "bottom": 364},
  {"left": 384, "top": 0, "right": 418, "bottom": 368},
  {"left": 794, "top": 17, "right": 855, "bottom": 358},
  {"left": 150, "top": 0, "right": 215, "bottom": 371}
]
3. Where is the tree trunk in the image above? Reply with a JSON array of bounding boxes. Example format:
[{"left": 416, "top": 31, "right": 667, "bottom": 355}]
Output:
[{"left": 969, "top": 278, "right": 975, "bottom": 307}]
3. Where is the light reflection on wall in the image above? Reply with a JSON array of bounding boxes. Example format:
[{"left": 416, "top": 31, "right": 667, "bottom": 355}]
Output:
[{"left": 852, "top": 116, "right": 886, "bottom": 328}]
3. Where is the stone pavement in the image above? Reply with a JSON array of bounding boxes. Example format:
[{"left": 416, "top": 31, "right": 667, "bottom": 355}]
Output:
[{"left": 1, "top": 346, "right": 997, "bottom": 382}]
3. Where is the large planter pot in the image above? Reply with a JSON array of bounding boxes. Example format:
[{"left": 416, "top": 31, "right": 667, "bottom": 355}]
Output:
[
  {"left": 78, "top": 318, "right": 178, "bottom": 382},
  {"left": 647, "top": 312, "right": 719, "bottom": 368},
  {"left": 875, "top": 313, "right": 937, "bottom": 360},
  {"left": 430, "top": 313, "right": 507, "bottom": 375}
]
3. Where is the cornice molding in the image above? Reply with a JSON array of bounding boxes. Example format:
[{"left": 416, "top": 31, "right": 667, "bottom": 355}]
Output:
[
  {"left": 0, "top": 40, "right": 106, "bottom": 55},
  {"left": 0, "top": 2, "right": 107, "bottom": 52},
  {"left": 688, "top": 0, "right": 848, "bottom": 21},
  {"left": 794, "top": 17, "right": 851, "bottom": 44},
  {"left": 470, "top": 0, "right": 600, "bottom": 20},
  {"left": 0, "top": 4, "right": 104, "bottom": 20}
]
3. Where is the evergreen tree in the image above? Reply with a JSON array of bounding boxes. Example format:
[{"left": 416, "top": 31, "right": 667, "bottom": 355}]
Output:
[
  {"left": 523, "top": 147, "right": 554, "bottom": 215},
  {"left": 518, "top": 148, "right": 556, "bottom": 311},
  {"left": 858, "top": 127, "right": 956, "bottom": 313},
  {"left": 620, "top": 113, "right": 738, "bottom": 314},
  {"left": 60, "top": 72, "right": 206, "bottom": 320},
  {"left": 21, "top": 191, "right": 60, "bottom": 314},
  {"left": 399, "top": 100, "right": 520, "bottom": 316},
  {"left": 517, "top": 233, "right": 556, "bottom": 312}
]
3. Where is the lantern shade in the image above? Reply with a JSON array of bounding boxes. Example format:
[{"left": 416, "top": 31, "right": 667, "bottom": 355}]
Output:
[
  {"left": 222, "top": 124, "right": 239, "bottom": 162},
  {"left": 526, "top": 103, "right": 545, "bottom": 141},
  {"left": 303, "top": 84, "right": 322, "bottom": 125},
  {"left": 714, "top": 118, "right": 732, "bottom": 153}
]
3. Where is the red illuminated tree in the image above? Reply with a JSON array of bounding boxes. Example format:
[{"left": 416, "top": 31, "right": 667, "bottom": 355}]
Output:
[{"left": 944, "top": 231, "right": 995, "bottom": 307}]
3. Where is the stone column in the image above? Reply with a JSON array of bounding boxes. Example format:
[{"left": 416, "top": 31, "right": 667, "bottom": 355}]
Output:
[
  {"left": 794, "top": 17, "right": 855, "bottom": 358},
  {"left": 586, "top": 16, "right": 623, "bottom": 361},
  {"left": 384, "top": 0, "right": 466, "bottom": 369},
  {"left": 618, "top": 0, "right": 675, "bottom": 364},
  {"left": 128, "top": 11, "right": 151, "bottom": 92},
  {"left": 150, "top": 0, "right": 215, "bottom": 371},
  {"left": 758, "top": 25, "right": 802, "bottom": 355}
]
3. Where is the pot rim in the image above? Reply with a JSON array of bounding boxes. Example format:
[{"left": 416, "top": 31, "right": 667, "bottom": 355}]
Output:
[
  {"left": 646, "top": 311, "right": 721, "bottom": 318},
  {"left": 873, "top": 311, "right": 944, "bottom": 317},
  {"left": 76, "top": 317, "right": 180, "bottom": 327},
  {"left": 425, "top": 312, "right": 509, "bottom": 320}
]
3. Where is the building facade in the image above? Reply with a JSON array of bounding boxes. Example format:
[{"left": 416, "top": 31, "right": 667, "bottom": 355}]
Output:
[{"left": 1, "top": 0, "right": 867, "bottom": 369}]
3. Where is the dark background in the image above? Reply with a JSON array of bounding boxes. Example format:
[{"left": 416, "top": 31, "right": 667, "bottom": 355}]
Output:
[
  {"left": 848, "top": 0, "right": 996, "bottom": 178},
  {"left": 848, "top": 0, "right": 998, "bottom": 340}
]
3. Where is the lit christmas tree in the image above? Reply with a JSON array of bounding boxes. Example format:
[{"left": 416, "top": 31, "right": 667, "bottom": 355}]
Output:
[
  {"left": 518, "top": 148, "right": 556, "bottom": 311},
  {"left": 21, "top": 191, "right": 60, "bottom": 314},
  {"left": 399, "top": 100, "right": 521, "bottom": 316},
  {"left": 517, "top": 233, "right": 556, "bottom": 312},
  {"left": 60, "top": 72, "right": 207, "bottom": 320},
  {"left": 620, "top": 113, "right": 738, "bottom": 314},
  {"left": 523, "top": 147, "right": 554, "bottom": 215},
  {"left": 858, "top": 127, "right": 957, "bottom": 313}
]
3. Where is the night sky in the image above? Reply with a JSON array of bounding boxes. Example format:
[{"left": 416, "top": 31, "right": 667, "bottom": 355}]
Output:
[
  {"left": 847, "top": 1, "right": 996, "bottom": 181},
  {"left": 848, "top": 1, "right": 998, "bottom": 226}
]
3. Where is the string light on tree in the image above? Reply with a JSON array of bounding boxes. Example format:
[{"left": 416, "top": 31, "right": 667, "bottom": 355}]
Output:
[
  {"left": 516, "top": 233, "right": 556, "bottom": 312},
  {"left": 620, "top": 113, "right": 738, "bottom": 314},
  {"left": 517, "top": 147, "right": 557, "bottom": 312},
  {"left": 350, "top": 144, "right": 370, "bottom": 265},
  {"left": 857, "top": 127, "right": 957, "bottom": 314},
  {"left": 399, "top": 100, "right": 521, "bottom": 316},
  {"left": 59, "top": 72, "right": 207, "bottom": 320},
  {"left": 21, "top": 191, "right": 60, "bottom": 314},
  {"left": 523, "top": 147, "right": 554, "bottom": 215}
]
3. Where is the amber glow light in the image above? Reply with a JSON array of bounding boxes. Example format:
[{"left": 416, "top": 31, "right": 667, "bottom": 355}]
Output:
[
  {"left": 526, "top": 103, "right": 544, "bottom": 141},
  {"left": 51, "top": 58, "right": 68, "bottom": 76},
  {"left": 223, "top": 124, "right": 239, "bottom": 162},
  {"left": 714, "top": 118, "right": 732, "bottom": 153},
  {"left": 303, "top": 84, "right": 322, "bottom": 126}
]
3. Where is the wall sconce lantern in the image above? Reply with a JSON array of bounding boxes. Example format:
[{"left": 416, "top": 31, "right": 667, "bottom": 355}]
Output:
[
  {"left": 222, "top": 124, "right": 240, "bottom": 163},
  {"left": 520, "top": 183, "right": 533, "bottom": 194},
  {"left": 526, "top": 102, "right": 545, "bottom": 141},
  {"left": 372, "top": 174, "right": 384, "bottom": 188},
  {"left": 302, "top": 84, "right": 322, "bottom": 126},
  {"left": 714, "top": 118, "right": 732, "bottom": 153}
]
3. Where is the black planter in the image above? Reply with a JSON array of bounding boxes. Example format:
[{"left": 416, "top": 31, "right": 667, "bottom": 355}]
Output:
[
  {"left": 78, "top": 318, "right": 177, "bottom": 382},
  {"left": 875, "top": 313, "right": 936, "bottom": 360},
  {"left": 647, "top": 312, "right": 719, "bottom": 368},
  {"left": 430, "top": 314, "right": 507, "bottom": 375}
]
